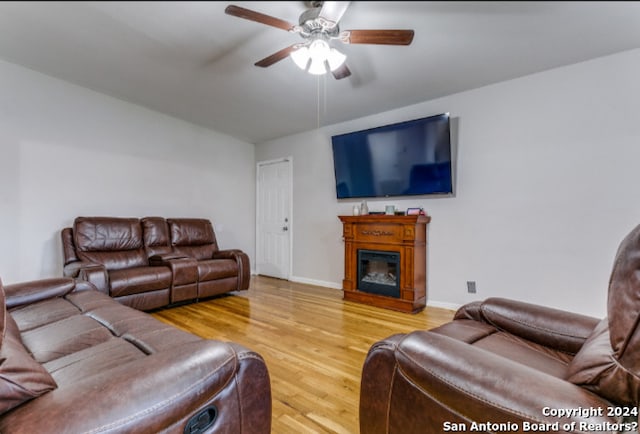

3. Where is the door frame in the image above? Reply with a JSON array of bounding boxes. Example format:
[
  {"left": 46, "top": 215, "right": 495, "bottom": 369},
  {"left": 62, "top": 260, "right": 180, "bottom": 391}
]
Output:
[{"left": 255, "top": 157, "right": 293, "bottom": 279}]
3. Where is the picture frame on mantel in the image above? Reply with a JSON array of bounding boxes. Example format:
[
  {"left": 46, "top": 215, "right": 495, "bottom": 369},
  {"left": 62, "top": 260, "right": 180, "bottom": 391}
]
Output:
[{"left": 406, "top": 207, "right": 423, "bottom": 215}]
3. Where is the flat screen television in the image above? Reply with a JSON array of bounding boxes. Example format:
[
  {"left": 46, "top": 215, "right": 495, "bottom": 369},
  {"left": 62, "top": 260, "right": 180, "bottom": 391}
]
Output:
[{"left": 331, "top": 113, "right": 453, "bottom": 199}]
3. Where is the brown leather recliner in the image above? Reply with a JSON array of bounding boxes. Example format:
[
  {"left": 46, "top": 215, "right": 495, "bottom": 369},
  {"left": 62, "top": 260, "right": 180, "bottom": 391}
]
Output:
[
  {"left": 0, "top": 276, "right": 271, "bottom": 433},
  {"left": 360, "top": 224, "right": 640, "bottom": 434},
  {"left": 62, "top": 216, "right": 250, "bottom": 311}
]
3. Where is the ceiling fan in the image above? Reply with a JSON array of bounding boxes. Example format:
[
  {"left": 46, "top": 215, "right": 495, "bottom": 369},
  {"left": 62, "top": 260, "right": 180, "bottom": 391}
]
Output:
[{"left": 224, "top": 1, "right": 414, "bottom": 80}]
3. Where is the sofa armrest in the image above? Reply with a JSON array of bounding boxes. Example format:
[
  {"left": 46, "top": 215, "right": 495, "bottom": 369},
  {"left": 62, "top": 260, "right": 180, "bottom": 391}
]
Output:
[
  {"left": 62, "top": 260, "right": 89, "bottom": 278},
  {"left": 63, "top": 260, "right": 110, "bottom": 281},
  {"left": 213, "top": 249, "right": 250, "bottom": 290},
  {"left": 213, "top": 249, "right": 243, "bottom": 259},
  {"left": 456, "top": 297, "right": 600, "bottom": 354},
  {"left": 76, "top": 264, "right": 109, "bottom": 294},
  {"left": 361, "top": 331, "right": 617, "bottom": 434},
  {"left": 149, "top": 255, "right": 198, "bottom": 291},
  {"left": 4, "top": 278, "right": 78, "bottom": 309}
]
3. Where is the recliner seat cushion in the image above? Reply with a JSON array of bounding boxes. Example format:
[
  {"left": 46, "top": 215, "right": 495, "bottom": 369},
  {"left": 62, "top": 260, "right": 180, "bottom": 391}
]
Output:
[
  {"left": 9, "top": 298, "right": 80, "bottom": 333},
  {"left": 108, "top": 266, "right": 172, "bottom": 297},
  {"left": 197, "top": 259, "right": 238, "bottom": 282},
  {"left": 432, "top": 319, "right": 572, "bottom": 379},
  {"left": 20, "top": 314, "right": 114, "bottom": 364}
]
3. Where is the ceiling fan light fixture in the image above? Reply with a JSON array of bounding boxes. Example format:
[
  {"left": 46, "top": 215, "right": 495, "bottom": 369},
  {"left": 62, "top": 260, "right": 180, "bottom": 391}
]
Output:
[
  {"left": 308, "top": 57, "right": 328, "bottom": 75},
  {"left": 326, "top": 47, "right": 346, "bottom": 71},
  {"left": 291, "top": 46, "right": 311, "bottom": 70},
  {"left": 290, "top": 39, "right": 346, "bottom": 75},
  {"left": 226, "top": 3, "right": 414, "bottom": 81}
]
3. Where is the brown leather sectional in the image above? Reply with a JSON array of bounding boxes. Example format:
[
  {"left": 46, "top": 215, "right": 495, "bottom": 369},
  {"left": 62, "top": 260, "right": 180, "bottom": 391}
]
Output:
[
  {"left": 359, "top": 223, "right": 640, "bottom": 433},
  {"left": 0, "top": 276, "right": 271, "bottom": 433},
  {"left": 62, "top": 216, "right": 250, "bottom": 311}
]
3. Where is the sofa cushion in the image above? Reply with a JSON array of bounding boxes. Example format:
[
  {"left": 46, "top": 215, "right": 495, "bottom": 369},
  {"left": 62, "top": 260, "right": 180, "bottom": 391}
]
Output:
[
  {"left": 0, "top": 310, "right": 57, "bottom": 414},
  {"left": 169, "top": 218, "right": 218, "bottom": 260},
  {"left": 9, "top": 297, "right": 81, "bottom": 333},
  {"left": 109, "top": 266, "right": 172, "bottom": 297},
  {"left": 197, "top": 259, "right": 238, "bottom": 282},
  {"left": 432, "top": 319, "right": 572, "bottom": 379},
  {"left": 20, "top": 314, "right": 114, "bottom": 364},
  {"left": 142, "top": 217, "right": 172, "bottom": 257},
  {"left": 74, "top": 217, "right": 147, "bottom": 270},
  {"left": 567, "top": 318, "right": 640, "bottom": 405}
]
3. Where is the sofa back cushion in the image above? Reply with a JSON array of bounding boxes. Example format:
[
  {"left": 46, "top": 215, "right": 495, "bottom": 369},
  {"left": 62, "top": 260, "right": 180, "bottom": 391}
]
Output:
[
  {"left": 73, "top": 217, "right": 147, "bottom": 270},
  {"left": 567, "top": 223, "right": 640, "bottom": 405},
  {"left": 0, "top": 281, "right": 57, "bottom": 415},
  {"left": 168, "top": 218, "right": 218, "bottom": 260},
  {"left": 142, "top": 217, "right": 172, "bottom": 257}
]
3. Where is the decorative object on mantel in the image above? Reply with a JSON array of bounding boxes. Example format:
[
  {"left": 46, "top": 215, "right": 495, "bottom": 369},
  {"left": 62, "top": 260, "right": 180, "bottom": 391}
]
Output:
[
  {"left": 352, "top": 204, "right": 360, "bottom": 216},
  {"left": 338, "top": 214, "right": 431, "bottom": 313},
  {"left": 360, "top": 200, "right": 369, "bottom": 215},
  {"left": 406, "top": 207, "right": 425, "bottom": 215},
  {"left": 385, "top": 205, "right": 395, "bottom": 215}
]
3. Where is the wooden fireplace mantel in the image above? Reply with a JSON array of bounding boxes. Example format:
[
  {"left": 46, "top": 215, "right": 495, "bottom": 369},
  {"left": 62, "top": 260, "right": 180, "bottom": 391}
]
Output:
[{"left": 338, "top": 214, "right": 430, "bottom": 313}]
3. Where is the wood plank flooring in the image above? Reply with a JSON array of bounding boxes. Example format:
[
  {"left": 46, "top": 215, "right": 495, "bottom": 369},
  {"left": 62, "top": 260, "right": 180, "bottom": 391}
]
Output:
[{"left": 152, "top": 275, "right": 455, "bottom": 434}]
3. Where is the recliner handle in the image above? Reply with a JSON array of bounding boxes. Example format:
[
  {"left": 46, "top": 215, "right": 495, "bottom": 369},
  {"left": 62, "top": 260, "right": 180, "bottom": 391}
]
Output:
[{"left": 184, "top": 406, "right": 217, "bottom": 434}]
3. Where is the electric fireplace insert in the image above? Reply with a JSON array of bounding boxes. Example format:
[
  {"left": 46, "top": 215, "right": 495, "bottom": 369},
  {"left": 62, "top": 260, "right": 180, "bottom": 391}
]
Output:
[{"left": 357, "top": 249, "right": 400, "bottom": 298}]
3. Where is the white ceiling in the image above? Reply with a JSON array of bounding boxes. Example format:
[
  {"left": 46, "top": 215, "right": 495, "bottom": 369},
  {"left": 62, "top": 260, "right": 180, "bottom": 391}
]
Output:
[{"left": 0, "top": 1, "right": 639, "bottom": 144}]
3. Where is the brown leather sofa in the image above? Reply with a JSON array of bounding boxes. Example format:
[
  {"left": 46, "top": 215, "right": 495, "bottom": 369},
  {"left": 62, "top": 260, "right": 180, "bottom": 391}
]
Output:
[
  {"left": 0, "top": 276, "right": 271, "bottom": 433},
  {"left": 61, "top": 216, "right": 250, "bottom": 311},
  {"left": 360, "top": 224, "right": 640, "bottom": 434}
]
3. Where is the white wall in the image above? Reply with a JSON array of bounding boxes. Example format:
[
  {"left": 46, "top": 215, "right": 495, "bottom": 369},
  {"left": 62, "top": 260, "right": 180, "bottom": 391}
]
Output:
[
  {"left": 0, "top": 59, "right": 255, "bottom": 284},
  {"left": 256, "top": 49, "right": 640, "bottom": 318}
]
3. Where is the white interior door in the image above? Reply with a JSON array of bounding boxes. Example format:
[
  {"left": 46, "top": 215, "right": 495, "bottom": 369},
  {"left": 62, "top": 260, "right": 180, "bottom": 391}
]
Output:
[{"left": 256, "top": 158, "right": 292, "bottom": 280}]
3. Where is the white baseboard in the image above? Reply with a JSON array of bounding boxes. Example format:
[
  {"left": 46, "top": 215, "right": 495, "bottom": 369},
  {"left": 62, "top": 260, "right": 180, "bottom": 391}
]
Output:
[
  {"left": 426, "top": 300, "right": 462, "bottom": 312},
  {"left": 258, "top": 272, "right": 462, "bottom": 311},
  {"left": 289, "top": 275, "right": 342, "bottom": 290}
]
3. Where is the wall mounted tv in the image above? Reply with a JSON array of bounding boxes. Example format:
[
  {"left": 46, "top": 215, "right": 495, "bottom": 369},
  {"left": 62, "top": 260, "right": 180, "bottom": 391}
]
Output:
[{"left": 331, "top": 112, "right": 453, "bottom": 199}]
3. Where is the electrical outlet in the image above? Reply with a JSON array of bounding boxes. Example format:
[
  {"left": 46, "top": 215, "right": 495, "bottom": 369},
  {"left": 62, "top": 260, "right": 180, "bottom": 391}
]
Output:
[{"left": 466, "top": 281, "right": 477, "bottom": 294}]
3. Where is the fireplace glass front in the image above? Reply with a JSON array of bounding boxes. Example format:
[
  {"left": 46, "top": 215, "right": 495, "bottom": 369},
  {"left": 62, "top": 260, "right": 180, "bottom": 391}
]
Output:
[{"left": 357, "top": 249, "right": 400, "bottom": 298}]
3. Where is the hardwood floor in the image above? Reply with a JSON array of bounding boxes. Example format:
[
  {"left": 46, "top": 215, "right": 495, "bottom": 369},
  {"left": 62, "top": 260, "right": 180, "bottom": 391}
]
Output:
[{"left": 152, "top": 275, "right": 455, "bottom": 434}]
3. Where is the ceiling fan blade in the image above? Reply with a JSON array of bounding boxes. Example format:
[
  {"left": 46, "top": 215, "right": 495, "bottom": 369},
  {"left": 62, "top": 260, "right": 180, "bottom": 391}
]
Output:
[
  {"left": 254, "top": 45, "right": 300, "bottom": 68},
  {"left": 225, "top": 5, "right": 297, "bottom": 32},
  {"left": 318, "top": 1, "right": 351, "bottom": 28},
  {"left": 331, "top": 63, "right": 351, "bottom": 80},
  {"left": 341, "top": 29, "right": 415, "bottom": 45}
]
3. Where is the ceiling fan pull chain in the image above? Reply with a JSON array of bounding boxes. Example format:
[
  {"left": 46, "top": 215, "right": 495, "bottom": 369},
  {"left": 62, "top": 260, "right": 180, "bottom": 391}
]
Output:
[
  {"left": 324, "top": 72, "right": 328, "bottom": 119},
  {"left": 317, "top": 74, "right": 321, "bottom": 129}
]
